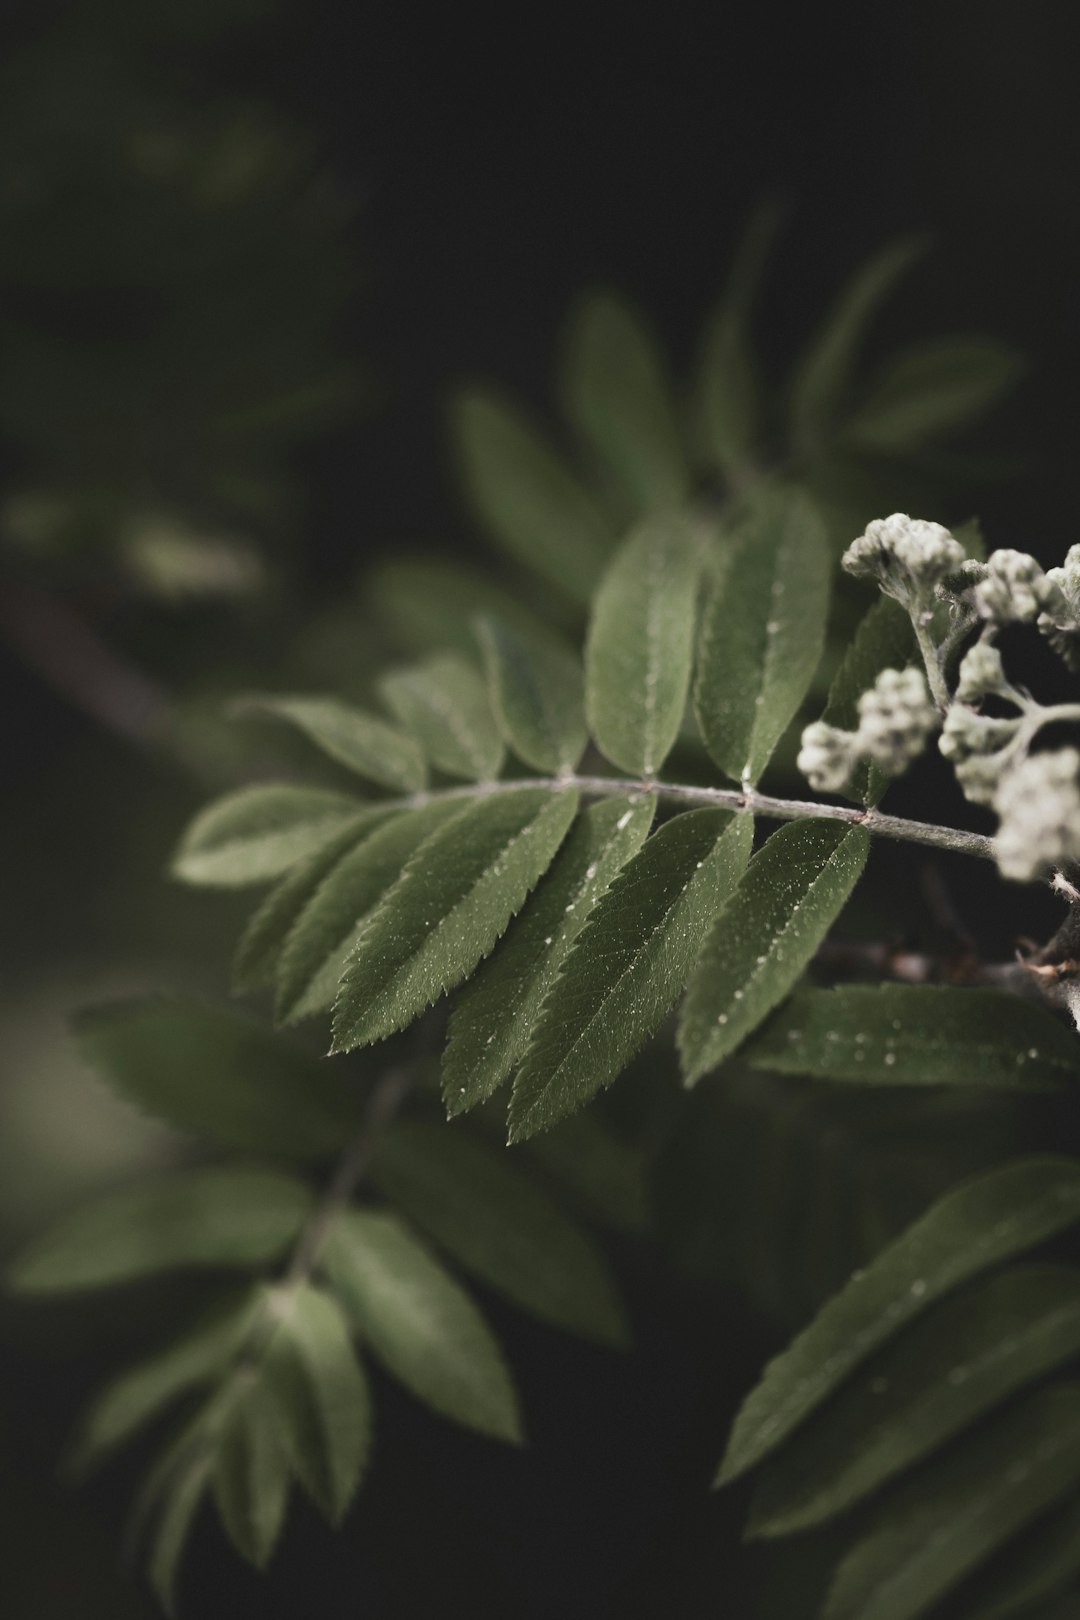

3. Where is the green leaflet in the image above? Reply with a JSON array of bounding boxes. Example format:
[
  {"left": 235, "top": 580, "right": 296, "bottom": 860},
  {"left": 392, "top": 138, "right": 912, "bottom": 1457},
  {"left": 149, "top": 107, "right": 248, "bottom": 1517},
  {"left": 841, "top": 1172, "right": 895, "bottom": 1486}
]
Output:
[
  {"left": 747, "top": 985, "right": 1080, "bottom": 1091},
  {"left": 213, "top": 1382, "right": 290, "bottom": 1569},
  {"left": 322, "top": 1210, "right": 521, "bottom": 1443},
  {"left": 820, "top": 597, "right": 915, "bottom": 806},
  {"left": 232, "top": 694, "right": 427, "bottom": 792},
  {"left": 275, "top": 800, "right": 462, "bottom": 1023},
  {"left": 443, "top": 795, "right": 656, "bottom": 1115},
  {"left": 450, "top": 387, "right": 612, "bottom": 605},
  {"left": 560, "top": 289, "right": 690, "bottom": 512},
  {"left": 842, "top": 337, "right": 1025, "bottom": 455},
  {"left": 694, "top": 200, "right": 782, "bottom": 482},
  {"left": 147, "top": 1450, "right": 211, "bottom": 1618},
  {"left": 70, "top": 1288, "right": 260, "bottom": 1476},
  {"left": 379, "top": 653, "right": 505, "bottom": 781},
  {"left": 508, "top": 808, "right": 753, "bottom": 1143},
  {"left": 788, "top": 237, "right": 926, "bottom": 453},
  {"left": 474, "top": 614, "right": 586, "bottom": 774},
  {"left": 717, "top": 1156, "right": 1080, "bottom": 1485},
  {"left": 369, "top": 1122, "right": 629, "bottom": 1347},
  {"left": 679, "top": 820, "right": 868, "bottom": 1084},
  {"left": 331, "top": 787, "right": 579, "bottom": 1052},
  {"left": 74, "top": 1000, "right": 361, "bottom": 1159},
  {"left": 233, "top": 812, "right": 390, "bottom": 992},
  {"left": 748, "top": 1265, "right": 1080, "bottom": 1537},
  {"left": 172, "top": 784, "right": 364, "bottom": 887},
  {"left": 585, "top": 514, "right": 703, "bottom": 776},
  {"left": 694, "top": 485, "right": 829, "bottom": 786},
  {"left": 824, "top": 1383, "right": 1080, "bottom": 1620},
  {"left": 367, "top": 557, "right": 567, "bottom": 659},
  {"left": 950, "top": 1495, "right": 1080, "bottom": 1620},
  {"left": 262, "top": 1282, "right": 371, "bottom": 1525},
  {"left": 8, "top": 1167, "right": 313, "bottom": 1292}
]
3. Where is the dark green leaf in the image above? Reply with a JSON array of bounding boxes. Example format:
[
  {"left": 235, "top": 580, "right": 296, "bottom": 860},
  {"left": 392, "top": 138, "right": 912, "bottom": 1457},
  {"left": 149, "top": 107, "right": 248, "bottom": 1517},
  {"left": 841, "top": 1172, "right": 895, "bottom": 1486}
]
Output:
[
  {"left": 366, "top": 557, "right": 567, "bottom": 659},
  {"left": 824, "top": 1383, "right": 1080, "bottom": 1620},
  {"left": 843, "top": 338, "right": 1025, "bottom": 454},
  {"left": 172, "top": 785, "right": 364, "bottom": 888},
  {"left": 560, "top": 289, "right": 691, "bottom": 512},
  {"left": 233, "top": 813, "right": 389, "bottom": 992},
  {"left": 951, "top": 1494, "right": 1080, "bottom": 1620},
  {"left": 694, "top": 485, "right": 829, "bottom": 785},
  {"left": 788, "top": 238, "right": 926, "bottom": 453},
  {"left": 379, "top": 654, "right": 505, "bottom": 781},
  {"left": 820, "top": 597, "right": 915, "bottom": 805},
  {"left": 520, "top": 1111, "right": 650, "bottom": 1237},
  {"left": 369, "top": 1122, "right": 628, "bottom": 1347},
  {"left": 443, "top": 795, "right": 655, "bottom": 1115},
  {"left": 276, "top": 801, "right": 461, "bottom": 1023},
  {"left": 717, "top": 1156, "right": 1080, "bottom": 1484},
  {"left": 450, "top": 387, "right": 612, "bottom": 604},
  {"left": 262, "top": 1283, "right": 371, "bottom": 1524},
  {"left": 71, "top": 1289, "right": 260, "bottom": 1476},
  {"left": 75, "top": 999, "right": 360, "bottom": 1159},
  {"left": 332, "top": 787, "right": 579, "bottom": 1052},
  {"left": 585, "top": 514, "right": 703, "bottom": 776},
  {"left": 147, "top": 1452, "right": 210, "bottom": 1618},
  {"left": 509, "top": 809, "right": 753, "bottom": 1142},
  {"left": 8, "top": 1168, "right": 313, "bottom": 1292},
  {"left": 322, "top": 1210, "right": 521, "bottom": 1442},
  {"left": 232, "top": 694, "right": 427, "bottom": 792},
  {"left": 213, "top": 1382, "right": 290, "bottom": 1569},
  {"left": 474, "top": 615, "right": 586, "bottom": 773},
  {"left": 749, "top": 1265, "right": 1080, "bottom": 1536},
  {"left": 747, "top": 985, "right": 1080, "bottom": 1090},
  {"left": 679, "top": 820, "right": 868, "bottom": 1084}
]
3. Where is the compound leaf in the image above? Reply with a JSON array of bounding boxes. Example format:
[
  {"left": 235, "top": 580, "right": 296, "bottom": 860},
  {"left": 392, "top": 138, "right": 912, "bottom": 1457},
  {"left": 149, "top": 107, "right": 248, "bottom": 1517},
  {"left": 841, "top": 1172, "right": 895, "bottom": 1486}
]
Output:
[
  {"left": 172, "top": 785, "right": 363, "bottom": 888},
  {"left": 322, "top": 1210, "right": 521, "bottom": 1443},
  {"left": 718, "top": 1156, "right": 1080, "bottom": 1484},
  {"left": 331, "top": 787, "right": 579, "bottom": 1052},
  {"left": 694, "top": 485, "right": 829, "bottom": 786},
  {"left": 747, "top": 985, "right": 1080, "bottom": 1091},
  {"left": 585, "top": 513, "right": 703, "bottom": 776},
  {"left": 509, "top": 808, "right": 753, "bottom": 1142},
  {"left": 9, "top": 1167, "right": 313, "bottom": 1292},
  {"left": 679, "top": 820, "right": 868, "bottom": 1084},
  {"left": 443, "top": 795, "right": 655, "bottom": 1115},
  {"left": 369, "top": 1122, "right": 628, "bottom": 1347},
  {"left": 379, "top": 653, "right": 505, "bottom": 781}
]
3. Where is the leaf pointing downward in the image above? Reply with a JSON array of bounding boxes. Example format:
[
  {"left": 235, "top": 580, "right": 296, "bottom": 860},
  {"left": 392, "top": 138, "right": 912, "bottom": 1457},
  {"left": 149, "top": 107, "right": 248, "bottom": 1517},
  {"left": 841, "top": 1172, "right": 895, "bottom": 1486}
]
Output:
[{"left": 331, "top": 788, "right": 579, "bottom": 1052}]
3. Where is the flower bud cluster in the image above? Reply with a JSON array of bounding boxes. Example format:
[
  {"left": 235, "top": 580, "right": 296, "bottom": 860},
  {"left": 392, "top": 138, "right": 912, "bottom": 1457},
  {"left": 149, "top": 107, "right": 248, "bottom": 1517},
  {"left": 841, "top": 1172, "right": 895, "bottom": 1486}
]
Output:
[
  {"left": 842, "top": 513, "right": 966, "bottom": 606},
  {"left": 798, "top": 667, "right": 937, "bottom": 794},
  {"left": 993, "top": 748, "right": 1080, "bottom": 882},
  {"left": 972, "top": 549, "right": 1053, "bottom": 626},
  {"left": 953, "top": 641, "right": 1008, "bottom": 704},
  {"left": 938, "top": 705, "right": 1019, "bottom": 805},
  {"left": 1039, "top": 544, "right": 1080, "bottom": 670}
]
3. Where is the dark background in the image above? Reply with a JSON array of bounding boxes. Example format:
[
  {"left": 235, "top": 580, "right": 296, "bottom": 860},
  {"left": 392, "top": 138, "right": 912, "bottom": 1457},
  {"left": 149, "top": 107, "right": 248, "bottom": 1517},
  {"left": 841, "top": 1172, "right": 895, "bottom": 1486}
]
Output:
[{"left": 2, "top": 3, "right": 1078, "bottom": 1616}]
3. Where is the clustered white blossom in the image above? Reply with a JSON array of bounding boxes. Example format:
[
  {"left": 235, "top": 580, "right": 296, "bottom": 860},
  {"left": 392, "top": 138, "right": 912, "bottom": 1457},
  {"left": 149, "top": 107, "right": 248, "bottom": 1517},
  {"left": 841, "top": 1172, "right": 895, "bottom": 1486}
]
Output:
[
  {"left": 796, "top": 666, "right": 937, "bottom": 793},
  {"left": 972, "top": 548, "right": 1052, "bottom": 626},
  {"left": 1039, "top": 544, "right": 1080, "bottom": 670},
  {"left": 841, "top": 513, "right": 966, "bottom": 606},
  {"left": 994, "top": 748, "right": 1080, "bottom": 882}
]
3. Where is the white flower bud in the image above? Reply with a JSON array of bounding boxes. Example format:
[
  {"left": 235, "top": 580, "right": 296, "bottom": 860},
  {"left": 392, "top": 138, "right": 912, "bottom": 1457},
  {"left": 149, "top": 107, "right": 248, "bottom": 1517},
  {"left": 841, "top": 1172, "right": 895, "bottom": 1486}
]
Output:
[
  {"left": 1038, "top": 545, "right": 1080, "bottom": 670},
  {"left": 973, "top": 549, "right": 1048, "bottom": 625},
  {"left": 797, "top": 721, "right": 858, "bottom": 793},
  {"left": 854, "top": 667, "right": 937, "bottom": 776},
  {"left": 939, "top": 704, "right": 1019, "bottom": 806},
  {"left": 955, "top": 641, "right": 1008, "bottom": 704},
  {"left": 842, "top": 513, "right": 966, "bottom": 604},
  {"left": 994, "top": 748, "right": 1080, "bottom": 882}
]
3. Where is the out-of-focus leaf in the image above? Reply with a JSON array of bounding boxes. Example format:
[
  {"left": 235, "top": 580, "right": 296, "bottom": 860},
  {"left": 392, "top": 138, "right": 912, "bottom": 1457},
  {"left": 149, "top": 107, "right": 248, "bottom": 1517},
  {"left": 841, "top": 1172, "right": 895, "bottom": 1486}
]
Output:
[
  {"left": 747, "top": 985, "right": 1080, "bottom": 1090},
  {"left": 474, "top": 615, "right": 586, "bottom": 774},
  {"left": 451, "top": 387, "right": 612, "bottom": 604},
  {"left": 694, "top": 485, "right": 829, "bottom": 785},
  {"left": 679, "top": 821, "right": 868, "bottom": 1084},
  {"left": 8, "top": 1168, "right": 313, "bottom": 1292},
  {"left": 951, "top": 1494, "right": 1080, "bottom": 1620},
  {"left": 820, "top": 597, "right": 915, "bottom": 805},
  {"left": 443, "top": 795, "right": 655, "bottom": 1115},
  {"left": 147, "top": 1451, "right": 211, "bottom": 1618},
  {"left": 560, "top": 289, "right": 691, "bottom": 512},
  {"left": 213, "top": 1382, "right": 290, "bottom": 1569},
  {"left": 232, "top": 695, "right": 427, "bottom": 792},
  {"left": 322, "top": 1210, "right": 521, "bottom": 1442},
  {"left": 379, "top": 653, "right": 505, "bottom": 781},
  {"left": 717, "top": 1156, "right": 1080, "bottom": 1484},
  {"left": 520, "top": 1111, "right": 650, "bottom": 1237},
  {"left": 331, "top": 788, "right": 579, "bottom": 1052},
  {"left": 585, "top": 513, "right": 703, "bottom": 776},
  {"left": 366, "top": 557, "right": 568, "bottom": 658},
  {"left": 369, "top": 1122, "right": 628, "bottom": 1346},
  {"left": 74, "top": 999, "right": 360, "bottom": 1158},
  {"left": 509, "top": 810, "right": 753, "bottom": 1141},
  {"left": 843, "top": 337, "right": 1025, "bottom": 454},
  {"left": 172, "top": 785, "right": 363, "bottom": 887}
]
